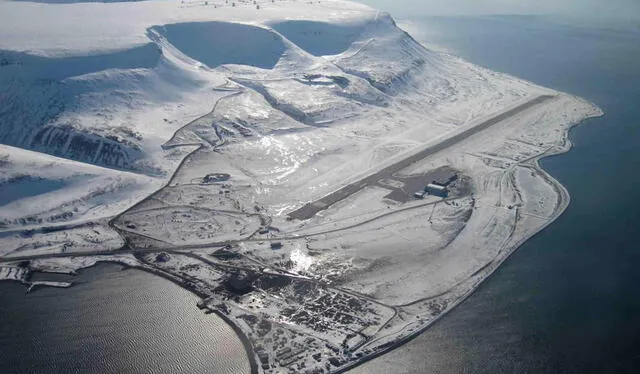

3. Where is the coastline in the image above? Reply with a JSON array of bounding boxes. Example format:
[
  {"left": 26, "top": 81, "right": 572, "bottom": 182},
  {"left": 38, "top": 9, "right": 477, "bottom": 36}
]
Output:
[
  {"left": 0, "top": 96, "right": 602, "bottom": 374},
  {"left": 127, "top": 262, "right": 259, "bottom": 374},
  {"left": 0, "top": 2, "right": 608, "bottom": 372},
  {"left": 82, "top": 261, "right": 262, "bottom": 374},
  {"left": 336, "top": 95, "right": 604, "bottom": 373}
]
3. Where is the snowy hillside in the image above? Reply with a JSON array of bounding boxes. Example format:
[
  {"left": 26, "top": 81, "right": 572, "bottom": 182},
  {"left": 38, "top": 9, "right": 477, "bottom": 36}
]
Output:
[
  {"left": 0, "top": 1, "right": 602, "bottom": 373},
  {"left": 0, "top": 0, "right": 533, "bottom": 239}
]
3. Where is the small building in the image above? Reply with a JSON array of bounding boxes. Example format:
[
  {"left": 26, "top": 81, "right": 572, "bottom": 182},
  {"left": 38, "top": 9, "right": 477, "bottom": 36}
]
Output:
[
  {"left": 226, "top": 273, "right": 255, "bottom": 295},
  {"left": 257, "top": 352, "right": 269, "bottom": 365},
  {"left": 203, "top": 173, "right": 230, "bottom": 183},
  {"left": 432, "top": 173, "right": 458, "bottom": 187},
  {"left": 155, "top": 253, "right": 170, "bottom": 262},
  {"left": 426, "top": 183, "right": 448, "bottom": 197},
  {"left": 270, "top": 241, "right": 283, "bottom": 250}
]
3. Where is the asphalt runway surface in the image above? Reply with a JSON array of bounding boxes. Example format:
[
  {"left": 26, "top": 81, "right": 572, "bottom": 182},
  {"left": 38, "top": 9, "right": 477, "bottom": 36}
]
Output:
[{"left": 288, "top": 95, "right": 554, "bottom": 220}]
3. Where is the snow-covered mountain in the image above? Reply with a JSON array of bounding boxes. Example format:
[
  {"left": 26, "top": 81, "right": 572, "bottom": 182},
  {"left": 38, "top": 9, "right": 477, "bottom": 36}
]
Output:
[
  {"left": 0, "top": 0, "right": 528, "bottom": 174},
  {"left": 0, "top": 0, "right": 563, "bottom": 252},
  {"left": 0, "top": 1, "right": 604, "bottom": 372}
]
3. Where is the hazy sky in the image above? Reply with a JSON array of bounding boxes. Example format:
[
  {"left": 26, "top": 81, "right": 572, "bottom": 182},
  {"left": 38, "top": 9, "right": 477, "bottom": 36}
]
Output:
[{"left": 356, "top": 0, "right": 640, "bottom": 20}]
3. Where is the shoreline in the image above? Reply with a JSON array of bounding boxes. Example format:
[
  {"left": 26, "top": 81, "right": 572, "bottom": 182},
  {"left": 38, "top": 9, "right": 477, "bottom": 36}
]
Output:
[
  {"left": 32, "top": 260, "right": 262, "bottom": 374},
  {"left": 334, "top": 96, "right": 603, "bottom": 373},
  {"left": 122, "top": 263, "right": 260, "bottom": 374},
  {"left": 0, "top": 2, "right": 620, "bottom": 372},
  {"left": 0, "top": 98, "right": 602, "bottom": 374}
]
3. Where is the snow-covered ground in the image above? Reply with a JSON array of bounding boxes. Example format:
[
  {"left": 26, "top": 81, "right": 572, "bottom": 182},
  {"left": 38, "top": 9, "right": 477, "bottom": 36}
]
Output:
[{"left": 0, "top": 0, "right": 602, "bottom": 373}]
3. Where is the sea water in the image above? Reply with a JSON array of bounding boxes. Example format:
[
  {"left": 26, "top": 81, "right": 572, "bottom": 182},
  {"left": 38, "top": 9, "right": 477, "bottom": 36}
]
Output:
[{"left": 351, "top": 15, "right": 640, "bottom": 374}]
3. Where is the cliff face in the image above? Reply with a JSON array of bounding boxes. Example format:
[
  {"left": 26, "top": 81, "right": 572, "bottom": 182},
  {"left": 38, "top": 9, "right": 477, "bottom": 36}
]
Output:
[
  {"left": 0, "top": 3, "right": 438, "bottom": 175},
  {"left": 0, "top": 44, "right": 161, "bottom": 173}
]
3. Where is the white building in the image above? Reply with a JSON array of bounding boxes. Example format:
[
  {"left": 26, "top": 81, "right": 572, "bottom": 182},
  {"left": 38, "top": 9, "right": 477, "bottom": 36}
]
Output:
[{"left": 426, "top": 183, "right": 448, "bottom": 197}]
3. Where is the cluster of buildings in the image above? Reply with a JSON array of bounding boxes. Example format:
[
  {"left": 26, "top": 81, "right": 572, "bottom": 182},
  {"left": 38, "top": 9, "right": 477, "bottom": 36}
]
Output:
[
  {"left": 202, "top": 172, "right": 230, "bottom": 183},
  {"left": 413, "top": 171, "right": 458, "bottom": 199},
  {"left": 414, "top": 183, "right": 447, "bottom": 199}
]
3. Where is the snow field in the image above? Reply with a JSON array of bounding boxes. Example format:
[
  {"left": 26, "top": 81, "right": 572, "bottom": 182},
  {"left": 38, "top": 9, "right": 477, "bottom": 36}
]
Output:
[{"left": 0, "top": 1, "right": 605, "bottom": 372}]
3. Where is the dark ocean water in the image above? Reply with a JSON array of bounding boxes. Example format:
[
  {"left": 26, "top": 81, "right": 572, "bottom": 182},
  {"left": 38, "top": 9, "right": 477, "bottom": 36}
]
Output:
[
  {"left": 1, "top": 14, "right": 638, "bottom": 374},
  {"left": 0, "top": 264, "right": 249, "bottom": 374},
  {"left": 351, "top": 15, "right": 640, "bottom": 374}
]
